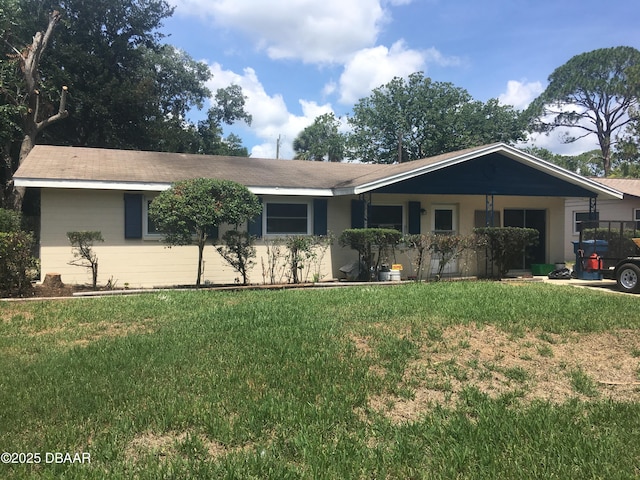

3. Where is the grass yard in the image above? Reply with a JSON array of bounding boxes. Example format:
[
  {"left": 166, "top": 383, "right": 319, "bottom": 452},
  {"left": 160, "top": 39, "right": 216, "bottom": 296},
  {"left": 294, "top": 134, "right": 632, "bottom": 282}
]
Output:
[{"left": 1, "top": 281, "right": 639, "bottom": 479}]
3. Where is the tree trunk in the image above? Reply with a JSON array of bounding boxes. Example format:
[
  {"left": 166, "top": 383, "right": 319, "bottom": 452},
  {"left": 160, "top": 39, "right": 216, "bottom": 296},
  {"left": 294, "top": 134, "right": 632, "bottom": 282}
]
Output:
[
  {"left": 9, "top": 11, "right": 68, "bottom": 211},
  {"left": 196, "top": 239, "right": 205, "bottom": 287}
]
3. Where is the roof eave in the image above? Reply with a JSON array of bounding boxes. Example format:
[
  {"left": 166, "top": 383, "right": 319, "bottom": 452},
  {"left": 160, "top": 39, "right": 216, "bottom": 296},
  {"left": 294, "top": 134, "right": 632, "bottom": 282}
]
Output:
[
  {"left": 14, "top": 178, "right": 336, "bottom": 197},
  {"left": 14, "top": 178, "right": 173, "bottom": 191}
]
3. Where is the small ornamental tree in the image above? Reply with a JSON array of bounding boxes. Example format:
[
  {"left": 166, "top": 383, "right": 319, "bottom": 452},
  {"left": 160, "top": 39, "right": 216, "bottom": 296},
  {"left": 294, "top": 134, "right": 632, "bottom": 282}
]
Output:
[
  {"left": 429, "top": 233, "right": 476, "bottom": 280},
  {"left": 216, "top": 230, "right": 256, "bottom": 285},
  {"left": 67, "top": 231, "right": 104, "bottom": 289},
  {"left": 149, "top": 178, "right": 262, "bottom": 287},
  {"left": 404, "top": 233, "right": 476, "bottom": 281}
]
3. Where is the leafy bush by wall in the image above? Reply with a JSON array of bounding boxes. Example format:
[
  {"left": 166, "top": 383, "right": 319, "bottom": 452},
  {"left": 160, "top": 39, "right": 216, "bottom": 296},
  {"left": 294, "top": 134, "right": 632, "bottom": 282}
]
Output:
[
  {"left": 0, "top": 209, "right": 38, "bottom": 296},
  {"left": 474, "top": 227, "right": 539, "bottom": 279},
  {"left": 339, "top": 228, "right": 402, "bottom": 281}
]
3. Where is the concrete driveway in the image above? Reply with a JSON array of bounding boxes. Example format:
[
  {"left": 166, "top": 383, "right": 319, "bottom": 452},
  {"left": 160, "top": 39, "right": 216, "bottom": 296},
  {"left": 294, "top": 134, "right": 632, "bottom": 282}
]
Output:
[{"left": 539, "top": 276, "right": 627, "bottom": 295}]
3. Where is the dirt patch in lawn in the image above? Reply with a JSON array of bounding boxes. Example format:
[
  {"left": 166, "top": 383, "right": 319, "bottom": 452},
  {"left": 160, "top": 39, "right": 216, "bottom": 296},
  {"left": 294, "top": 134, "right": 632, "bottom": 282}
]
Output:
[
  {"left": 359, "top": 324, "right": 640, "bottom": 423},
  {"left": 125, "top": 430, "right": 254, "bottom": 464},
  {"left": 18, "top": 319, "right": 157, "bottom": 349}
]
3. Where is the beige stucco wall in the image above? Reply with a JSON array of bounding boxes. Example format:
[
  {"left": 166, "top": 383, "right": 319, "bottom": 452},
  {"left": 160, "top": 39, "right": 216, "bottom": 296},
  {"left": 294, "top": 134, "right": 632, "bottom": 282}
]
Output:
[
  {"left": 41, "top": 189, "right": 342, "bottom": 288},
  {"left": 40, "top": 188, "right": 568, "bottom": 287}
]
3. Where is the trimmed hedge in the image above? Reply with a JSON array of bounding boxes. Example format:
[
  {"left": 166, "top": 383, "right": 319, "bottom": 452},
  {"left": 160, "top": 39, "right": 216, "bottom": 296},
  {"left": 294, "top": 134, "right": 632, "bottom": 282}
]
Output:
[{"left": 474, "top": 227, "right": 539, "bottom": 279}]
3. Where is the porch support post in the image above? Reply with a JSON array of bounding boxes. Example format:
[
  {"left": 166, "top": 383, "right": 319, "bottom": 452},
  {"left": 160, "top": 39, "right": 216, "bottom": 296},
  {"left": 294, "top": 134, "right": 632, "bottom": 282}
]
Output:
[
  {"left": 589, "top": 196, "right": 597, "bottom": 220},
  {"left": 485, "top": 194, "right": 495, "bottom": 227},
  {"left": 365, "top": 192, "right": 372, "bottom": 228}
]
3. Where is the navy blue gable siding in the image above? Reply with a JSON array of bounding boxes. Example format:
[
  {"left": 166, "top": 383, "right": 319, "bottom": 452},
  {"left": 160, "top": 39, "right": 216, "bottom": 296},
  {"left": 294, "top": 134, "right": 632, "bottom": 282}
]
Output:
[
  {"left": 124, "top": 193, "right": 143, "bottom": 239},
  {"left": 408, "top": 201, "right": 421, "bottom": 234},
  {"left": 248, "top": 198, "right": 263, "bottom": 238},
  {"left": 351, "top": 199, "right": 366, "bottom": 229},
  {"left": 376, "top": 153, "right": 595, "bottom": 197},
  {"left": 313, "top": 199, "right": 328, "bottom": 235}
]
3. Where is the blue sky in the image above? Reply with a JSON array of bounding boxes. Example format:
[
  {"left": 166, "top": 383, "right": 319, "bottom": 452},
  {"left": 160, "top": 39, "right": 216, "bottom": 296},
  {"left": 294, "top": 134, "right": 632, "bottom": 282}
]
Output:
[{"left": 162, "top": 0, "right": 640, "bottom": 160}]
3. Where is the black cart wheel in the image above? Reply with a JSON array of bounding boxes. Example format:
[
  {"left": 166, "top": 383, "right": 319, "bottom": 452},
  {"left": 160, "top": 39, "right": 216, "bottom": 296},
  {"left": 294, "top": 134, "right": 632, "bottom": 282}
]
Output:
[{"left": 617, "top": 263, "right": 640, "bottom": 293}]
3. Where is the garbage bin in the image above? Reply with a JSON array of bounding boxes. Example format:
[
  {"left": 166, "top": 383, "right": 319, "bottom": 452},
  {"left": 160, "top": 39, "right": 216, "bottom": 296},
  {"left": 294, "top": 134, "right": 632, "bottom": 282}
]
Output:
[{"left": 572, "top": 240, "right": 608, "bottom": 280}]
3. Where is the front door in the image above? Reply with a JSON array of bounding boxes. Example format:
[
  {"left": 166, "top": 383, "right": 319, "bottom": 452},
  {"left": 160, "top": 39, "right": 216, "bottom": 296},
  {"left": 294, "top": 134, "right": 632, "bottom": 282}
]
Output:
[
  {"left": 430, "top": 205, "right": 458, "bottom": 275},
  {"left": 503, "top": 209, "right": 546, "bottom": 269}
]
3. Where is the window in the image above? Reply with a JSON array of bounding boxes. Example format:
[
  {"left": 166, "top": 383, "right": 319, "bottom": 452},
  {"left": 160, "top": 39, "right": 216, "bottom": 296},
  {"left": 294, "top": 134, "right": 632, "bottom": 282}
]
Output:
[
  {"left": 434, "top": 209, "right": 453, "bottom": 232},
  {"left": 474, "top": 210, "right": 501, "bottom": 228},
  {"left": 574, "top": 211, "right": 599, "bottom": 234},
  {"left": 431, "top": 205, "right": 457, "bottom": 234},
  {"left": 142, "top": 196, "right": 164, "bottom": 238},
  {"left": 368, "top": 205, "right": 403, "bottom": 231},
  {"left": 635, "top": 209, "right": 640, "bottom": 229},
  {"left": 265, "top": 202, "right": 309, "bottom": 235},
  {"left": 145, "top": 199, "right": 160, "bottom": 235}
]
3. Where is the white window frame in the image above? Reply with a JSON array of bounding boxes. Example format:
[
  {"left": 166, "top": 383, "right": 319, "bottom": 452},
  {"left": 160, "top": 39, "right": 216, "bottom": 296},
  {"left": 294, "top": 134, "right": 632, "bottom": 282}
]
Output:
[
  {"left": 431, "top": 204, "right": 458, "bottom": 234},
  {"left": 367, "top": 204, "right": 404, "bottom": 232},
  {"left": 263, "top": 200, "right": 312, "bottom": 236},
  {"left": 143, "top": 195, "right": 163, "bottom": 239}
]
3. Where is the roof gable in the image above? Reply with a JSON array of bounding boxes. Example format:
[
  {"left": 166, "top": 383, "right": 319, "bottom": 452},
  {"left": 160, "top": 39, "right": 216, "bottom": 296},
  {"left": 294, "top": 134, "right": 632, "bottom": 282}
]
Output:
[{"left": 376, "top": 152, "right": 598, "bottom": 197}]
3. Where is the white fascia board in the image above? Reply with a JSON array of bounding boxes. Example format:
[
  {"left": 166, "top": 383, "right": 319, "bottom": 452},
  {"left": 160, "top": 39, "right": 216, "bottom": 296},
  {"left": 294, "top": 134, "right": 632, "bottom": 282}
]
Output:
[
  {"left": 246, "top": 186, "right": 334, "bottom": 197},
  {"left": 15, "top": 178, "right": 336, "bottom": 197},
  {"left": 13, "top": 178, "right": 172, "bottom": 191}
]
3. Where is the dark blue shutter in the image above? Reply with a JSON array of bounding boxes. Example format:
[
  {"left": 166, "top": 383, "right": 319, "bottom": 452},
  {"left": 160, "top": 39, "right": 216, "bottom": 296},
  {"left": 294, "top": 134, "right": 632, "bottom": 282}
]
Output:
[
  {"left": 313, "top": 199, "right": 328, "bottom": 235},
  {"left": 351, "top": 199, "right": 365, "bottom": 229},
  {"left": 248, "top": 198, "right": 263, "bottom": 237},
  {"left": 124, "top": 193, "right": 143, "bottom": 239},
  {"left": 408, "top": 201, "right": 421, "bottom": 234},
  {"left": 207, "top": 225, "right": 219, "bottom": 242}
]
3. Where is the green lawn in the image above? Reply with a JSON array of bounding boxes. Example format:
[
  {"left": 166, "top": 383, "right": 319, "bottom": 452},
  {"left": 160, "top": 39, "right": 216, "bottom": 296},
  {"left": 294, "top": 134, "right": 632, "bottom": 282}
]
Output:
[{"left": 1, "top": 281, "right": 639, "bottom": 479}]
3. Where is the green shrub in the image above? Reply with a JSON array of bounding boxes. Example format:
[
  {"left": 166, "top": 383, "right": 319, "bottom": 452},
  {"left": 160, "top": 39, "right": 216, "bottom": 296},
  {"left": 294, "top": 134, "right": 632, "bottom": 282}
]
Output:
[
  {"left": 0, "top": 208, "right": 38, "bottom": 296},
  {"left": 474, "top": 227, "right": 539, "bottom": 279},
  {"left": 339, "top": 228, "right": 402, "bottom": 280},
  {"left": 0, "top": 208, "right": 22, "bottom": 233},
  {"left": 0, "top": 230, "right": 38, "bottom": 296},
  {"left": 216, "top": 230, "right": 256, "bottom": 285}
]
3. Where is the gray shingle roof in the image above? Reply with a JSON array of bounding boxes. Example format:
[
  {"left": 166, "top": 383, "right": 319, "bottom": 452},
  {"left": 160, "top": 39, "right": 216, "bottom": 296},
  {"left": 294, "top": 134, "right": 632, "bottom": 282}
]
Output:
[
  {"left": 590, "top": 178, "right": 640, "bottom": 198},
  {"left": 13, "top": 143, "right": 624, "bottom": 199}
]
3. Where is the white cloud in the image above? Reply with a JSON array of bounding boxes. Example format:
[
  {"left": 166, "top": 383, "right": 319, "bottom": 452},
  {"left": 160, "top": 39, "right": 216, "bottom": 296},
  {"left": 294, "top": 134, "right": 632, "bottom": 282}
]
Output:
[
  {"left": 206, "top": 63, "right": 335, "bottom": 159},
  {"left": 525, "top": 131, "right": 600, "bottom": 157},
  {"left": 498, "top": 80, "right": 544, "bottom": 110},
  {"left": 336, "top": 40, "right": 427, "bottom": 104},
  {"left": 170, "top": 0, "right": 390, "bottom": 64}
]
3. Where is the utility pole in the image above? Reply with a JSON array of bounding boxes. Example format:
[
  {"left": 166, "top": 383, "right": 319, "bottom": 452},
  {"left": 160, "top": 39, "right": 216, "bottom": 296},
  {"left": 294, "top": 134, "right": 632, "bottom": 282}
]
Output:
[{"left": 276, "top": 134, "right": 281, "bottom": 159}]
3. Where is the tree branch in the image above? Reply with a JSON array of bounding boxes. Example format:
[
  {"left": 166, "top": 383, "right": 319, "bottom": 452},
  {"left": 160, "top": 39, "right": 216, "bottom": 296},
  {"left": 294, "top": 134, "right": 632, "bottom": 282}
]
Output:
[{"left": 35, "top": 86, "right": 68, "bottom": 134}]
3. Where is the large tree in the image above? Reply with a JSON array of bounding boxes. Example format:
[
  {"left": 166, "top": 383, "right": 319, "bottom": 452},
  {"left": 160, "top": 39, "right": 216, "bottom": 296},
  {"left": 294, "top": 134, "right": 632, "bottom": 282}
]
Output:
[
  {"left": 526, "top": 46, "right": 640, "bottom": 177},
  {"left": 0, "top": 0, "right": 253, "bottom": 206},
  {"left": 346, "top": 72, "right": 525, "bottom": 164},
  {"left": 293, "top": 112, "right": 345, "bottom": 162},
  {"left": 523, "top": 146, "right": 604, "bottom": 177},
  {"left": 149, "top": 178, "right": 262, "bottom": 287}
]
